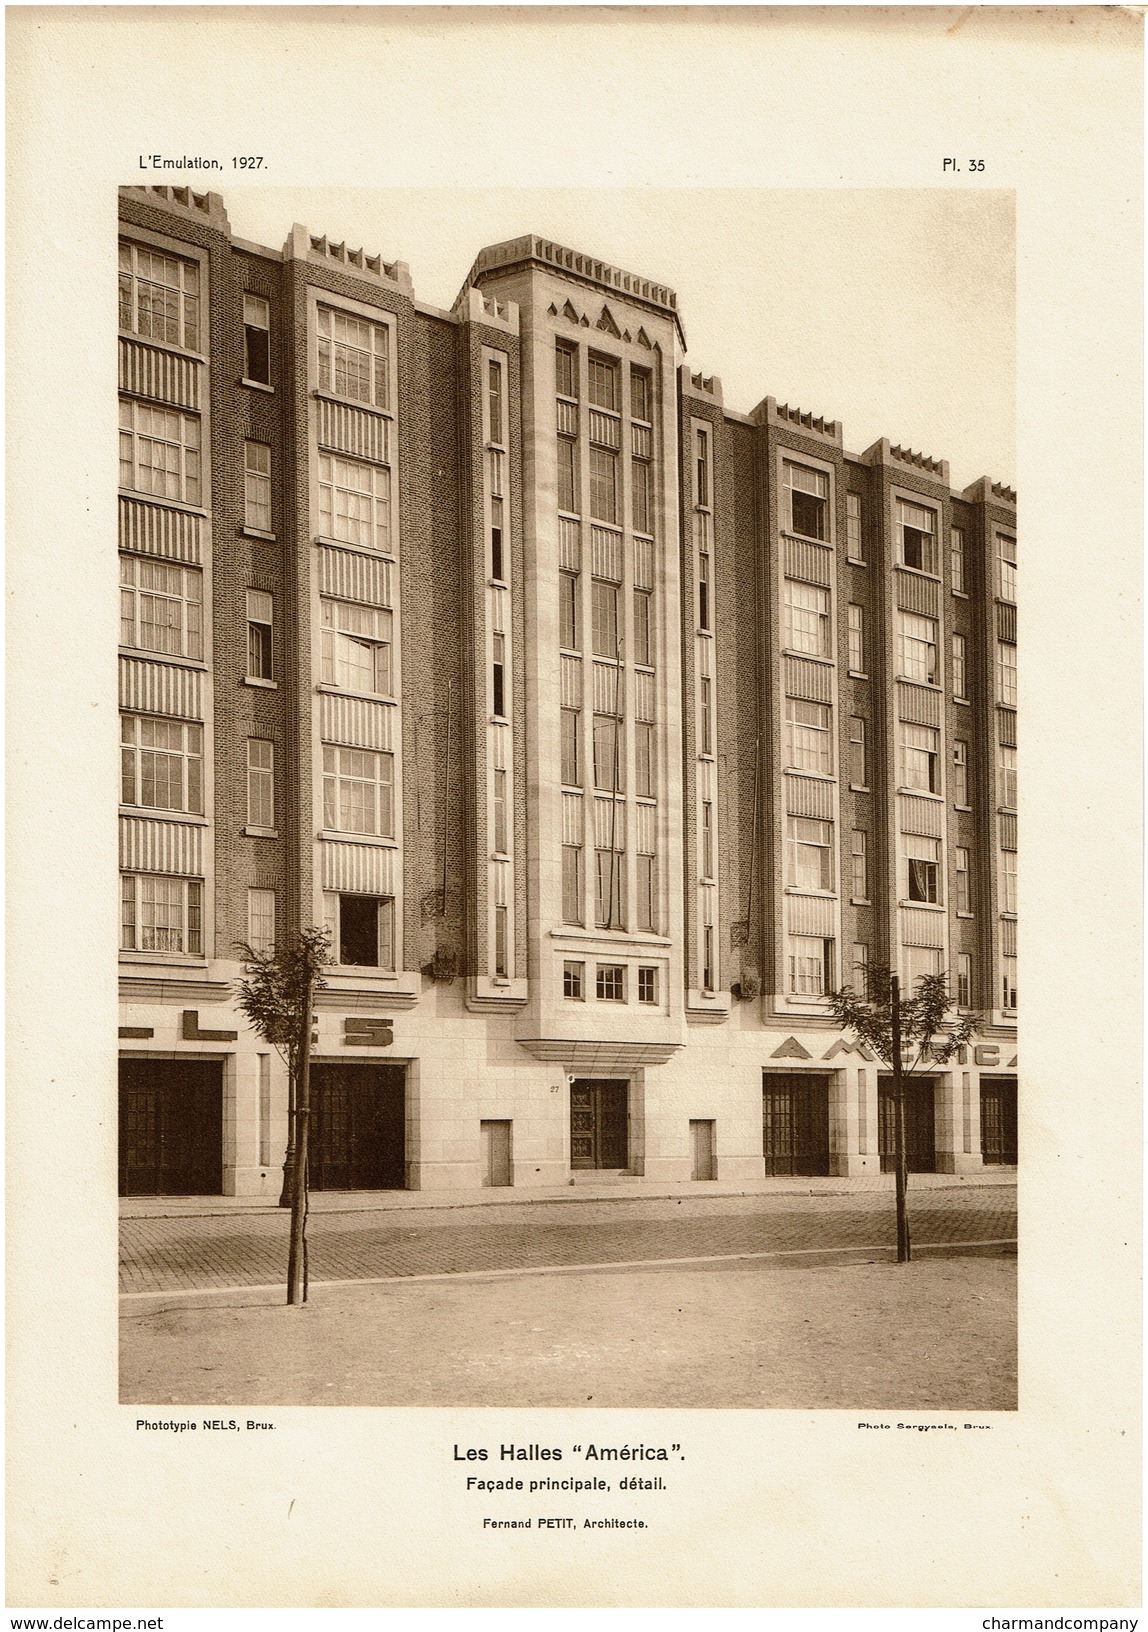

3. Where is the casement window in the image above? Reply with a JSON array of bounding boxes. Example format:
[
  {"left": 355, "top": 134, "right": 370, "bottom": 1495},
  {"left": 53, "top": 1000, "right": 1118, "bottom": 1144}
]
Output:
[
  {"left": 120, "top": 715, "right": 203, "bottom": 814},
  {"left": 592, "top": 580, "right": 620, "bottom": 658},
  {"left": 999, "top": 743, "right": 1017, "bottom": 808},
  {"left": 246, "top": 590, "right": 273, "bottom": 680},
  {"left": 492, "top": 767, "right": 509, "bottom": 856},
  {"left": 897, "top": 497, "right": 938, "bottom": 574},
  {"left": 783, "top": 460, "right": 828, "bottom": 541},
  {"left": 490, "top": 495, "right": 505, "bottom": 581},
  {"left": 788, "top": 816, "right": 834, "bottom": 892},
  {"left": 906, "top": 834, "right": 940, "bottom": 904},
  {"left": 119, "top": 241, "right": 200, "bottom": 351},
  {"left": 633, "top": 590, "right": 652, "bottom": 666},
  {"left": 119, "top": 400, "right": 201, "bottom": 505},
  {"left": 900, "top": 721, "right": 940, "bottom": 794},
  {"left": 247, "top": 739, "right": 275, "bottom": 830},
  {"left": 561, "top": 708, "right": 581, "bottom": 786},
  {"left": 247, "top": 888, "right": 276, "bottom": 955},
  {"left": 120, "top": 556, "right": 203, "bottom": 659},
  {"left": 997, "top": 640, "right": 1017, "bottom": 706},
  {"left": 589, "top": 446, "right": 618, "bottom": 523},
  {"left": 783, "top": 580, "right": 831, "bottom": 658},
  {"left": 846, "top": 491, "right": 864, "bottom": 561},
  {"left": 320, "top": 599, "right": 392, "bottom": 695},
  {"left": 950, "top": 526, "right": 966, "bottom": 593},
  {"left": 698, "top": 550, "right": 711, "bottom": 631},
  {"left": 998, "top": 533, "right": 1016, "bottom": 602},
  {"left": 631, "top": 367, "right": 651, "bottom": 424},
  {"left": 636, "top": 854, "right": 656, "bottom": 932},
  {"left": 596, "top": 963, "right": 626, "bottom": 1002},
  {"left": 953, "top": 738, "right": 970, "bottom": 806},
  {"left": 322, "top": 744, "right": 394, "bottom": 837},
  {"left": 556, "top": 342, "right": 578, "bottom": 400},
  {"left": 1000, "top": 845, "right": 1017, "bottom": 915},
  {"left": 785, "top": 697, "right": 832, "bottom": 775},
  {"left": 244, "top": 441, "right": 272, "bottom": 532},
  {"left": 557, "top": 434, "right": 578, "bottom": 514},
  {"left": 849, "top": 716, "right": 868, "bottom": 788},
  {"left": 632, "top": 454, "right": 652, "bottom": 535},
  {"left": 1001, "top": 956, "right": 1018, "bottom": 1011},
  {"left": 898, "top": 611, "right": 939, "bottom": 684},
  {"left": 956, "top": 952, "right": 972, "bottom": 1008},
  {"left": 695, "top": 428, "right": 710, "bottom": 509},
  {"left": 852, "top": 941, "right": 870, "bottom": 995},
  {"left": 488, "top": 442, "right": 503, "bottom": 500},
  {"left": 952, "top": 633, "right": 968, "bottom": 700},
  {"left": 904, "top": 945, "right": 943, "bottom": 988},
  {"left": 318, "top": 453, "right": 391, "bottom": 554},
  {"left": 634, "top": 721, "right": 654, "bottom": 799},
  {"left": 955, "top": 846, "right": 972, "bottom": 913},
  {"left": 850, "top": 830, "right": 868, "bottom": 900},
  {"left": 789, "top": 935, "right": 834, "bottom": 997},
  {"left": 699, "top": 676, "right": 713, "bottom": 756},
  {"left": 562, "top": 844, "right": 583, "bottom": 925},
  {"left": 559, "top": 571, "right": 579, "bottom": 649},
  {"left": 700, "top": 800, "right": 714, "bottom": 879},
  {"left": 326, "top": 892, "right": 395, "bottom": 969},
  {"left": 243, "top": 294, "right": 271, "bottom": 385},
  {"left": 121, "top": 873, "right": 203, "bottom": 956},
  {"left": 487, "top": 359, "right": 504, "bottom": 445},
  {"left": 317, "top": 306, "right": 390, "bottom": 409},
  {"left": 494, "top": 905, "right": 509, "bottom": 978},
  {"left": 563, "top": 959, "right": 584, "bottom": 999},
  {"left": 637, "top": 965, "right": 657, "bottom": 1005},
  {"left": 593, "top": 714, "right": 624, "bottom": 793},
  {"left": 702, "top": 926, "right": 716, "bottom": 992},
  {"left": 492, "top": 633, "right": 507, "bottom": 718},
  {"left": 595, "top": 849, "right": 625, "bottom": 929},
  {"left": 588, "top": 356, "right": 619, "bottom": 412},
  {"left": 847, "top": 604, "right": 865, "bottom": 673}
]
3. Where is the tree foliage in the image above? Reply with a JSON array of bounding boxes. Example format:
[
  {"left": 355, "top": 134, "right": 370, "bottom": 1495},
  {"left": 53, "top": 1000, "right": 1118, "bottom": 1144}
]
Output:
[
  {"left": 233, "top": 927, "right": 332, "bottom": 1082},
  {"left": 830, "top": 968, "right": 978, "bottom": 1075}
]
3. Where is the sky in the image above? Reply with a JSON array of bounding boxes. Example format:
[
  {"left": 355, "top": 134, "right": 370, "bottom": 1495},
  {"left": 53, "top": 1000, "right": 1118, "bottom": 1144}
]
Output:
[{"left": 223, "top": 186, "right": 1014, "bottom": 493}]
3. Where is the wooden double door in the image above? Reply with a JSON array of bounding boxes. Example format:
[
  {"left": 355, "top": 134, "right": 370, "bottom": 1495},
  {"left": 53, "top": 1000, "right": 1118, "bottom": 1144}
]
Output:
[
  {"left": 878, "top": 1075, "right": 937, "bottom": 1173},
  {"left": 119, "top": 1058, "right": 223, "bottom": 1196},
  {"left": 309, "top": 1063, "right": 406, "bottom": 1190},
  {"left": 762, "top": 1073, "right": 831, "bottom": 1177},
  {"left": 570, "top": 1079, "right": 629, "bottom": 1170}
]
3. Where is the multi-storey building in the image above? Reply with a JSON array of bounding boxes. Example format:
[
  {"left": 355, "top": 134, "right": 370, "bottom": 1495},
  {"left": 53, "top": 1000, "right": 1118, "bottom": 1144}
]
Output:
[{"left": 117, "top": 186, "right": 1017, "bottom": 1199}]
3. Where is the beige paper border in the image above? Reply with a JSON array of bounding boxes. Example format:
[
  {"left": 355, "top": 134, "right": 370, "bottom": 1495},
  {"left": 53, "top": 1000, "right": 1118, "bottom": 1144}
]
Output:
[{"left": 6, "top": 5, "right": 1142, "bottom": 1609}]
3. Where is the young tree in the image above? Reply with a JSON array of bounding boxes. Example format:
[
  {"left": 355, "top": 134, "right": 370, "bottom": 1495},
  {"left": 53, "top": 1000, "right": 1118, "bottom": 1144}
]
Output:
[
  {"left": 830, "top": 968, "right": 978, "bottom": 1263},
  {"left": 234, "top": 926, "right": 331, "bottom": 1304}
]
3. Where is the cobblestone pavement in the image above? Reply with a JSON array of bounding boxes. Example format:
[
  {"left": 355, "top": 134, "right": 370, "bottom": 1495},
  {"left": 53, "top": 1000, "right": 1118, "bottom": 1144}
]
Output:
[{"left": 120, "top": 1186, "right": 1016, "bottom": 1295}]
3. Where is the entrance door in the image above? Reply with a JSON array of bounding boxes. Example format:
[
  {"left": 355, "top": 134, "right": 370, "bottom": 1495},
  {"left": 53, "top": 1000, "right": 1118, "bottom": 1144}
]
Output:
[
  {"left": 762, "top": 1073, "right": 830, "bottom": 1177},
  {"left": 119, "top": 1058, "right": 223, "bottom": 1196},
  {"left": 481, "top": 1119, "right": 512, "bottom": 1187},
  {"left": 570, "top": 1079, "right": 628, "bottom": 1170},
  {"left": 980, "top": 1076, "right": 1018, "bottom": 1165},
  {"left": 690, "top": 1118, "right": 716, "bottom": 1181},
  {"left": 309, "top": 1063, "right": 406, "bottom": 1190},
  {"left": 878, "top": 1075, "right": 937, "bottom": 1173}
]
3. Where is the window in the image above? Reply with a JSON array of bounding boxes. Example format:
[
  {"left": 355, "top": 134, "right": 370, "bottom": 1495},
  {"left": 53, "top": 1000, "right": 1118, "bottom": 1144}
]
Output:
[
  {"left": 695, "top": 427, "right": 710, "bottom": 508},
  {"left": 557, "top": 434, "right": 578, "bottom": 514},
  {"left": 322, "top": 744, "right": 394, "bottom": 837},
  {"left": 852, "top": 941, "right": 869, "bottom": 994},
  {"left": 593, "top": 714, "right": 624, "bottom": 793},
  {"left": 904, "top": 945, "right": 943, "bottom": 988},
  {"left": 898, "top": 611, "right": 939, "bottom": 684},
  {"left": 246, "top": 590, "right": 273, "bottom": 680},
  {"left": 784, "top": 461, "right": 828, "bottom": 540},
  {"left": 998, "top": 533, "right": 1016, "bottom": 602},
  {"left": 698, "top": 550, "right": 711, "bottom": 631},
  {"left": 120, "top": 556, "right": 202, "bottom": 659},
  {"left": 788, "top": 816, "right": 834, "bottom": 892},
  {"left": 244, "top": 441, "right": 272, "bottom": 532},
  {"left": 850, "top": 830, "right": 868, "bottom": 900},
  {"left": 897, "top": 497, "right": 938, "bottom": 573},
  {"left": 492, "top": 633, "right": 506, "bottom": 717},
  {"left": 119, "top": 241, "right": 200, "bottom": 351},
  {"left": 247, "top": 888, "right": 276, "bottom": 955},
  {"left": 318, "top": 453, "right": 391, "bottom": 553},
  {"left": 900, "top": 722, "right": 940, "bottom": 794},
  {"left": 952, "top": 633, "right": 968, "bottom": 699},
  {"left": 957, "top": 952, "right": 972, "bottom": 1008},
  {"left": 563, "top": 960, "right": 584, "bottom": 999},
  {"left": 632, "top": 454, "right": 651, "bottom": 534},
  {"left": 487, "top": 359, "right": 504, "bottom": 443},
  {"left": 494, "top": 905, "right": 509, "bottom": 977},
  {"left": 559, "top": 571, "right": 579, "bottom": 649},
  {"left": 846, "top": 491, "right": 864, "bottom": 560},
  {"left": 561, "top": 709, "right": 580, "bottom": 786},
  {"left": 638, "top": 966, "right": 657, "bottom": 1005},
  {"left": 1002, "top": 956, "right": 1018, "bottom": 1010},
  {"left": 592, "top": 580, "right": 620, "bottom": 658},
  {"left": 329, "top": 892, "right": 395, "bottom": 969},
  {"left": 121, "top": 873, "right": 203, "bottom": 955},
  {"left": 906, "top": 834, "right": 940, "bottom": 904},
  {"left": 247, "top": 739, "right": 275, "bottom": 830},
  {"left": 562, "top": 844, "right": 583, "bottom": 925},
  {"left": 243, "top": 294, "right": 271, "bottom": 385},
  {"left": 637, "top": 854, "right": 655, "bottom": 932},
  {"left": 631, "top": 367, "right": 651, "bottom": 423},
  {"left": 701, "top": 800, "right": 714, "bottom": 879},
  {"left": 589, "top": 446, "right": 618, "bottom": 523},
  {"left": 317, "top": 306, "right": 390, "bottom": 409},
  {"left": 848, "top": 604, "right": 865, "bottom": 673},
  {"left": 595, "top": 849, "right": 625, "bottom": 929},
  {"left": 789, "top": 935, "right": 833, "bottom": 997},
  {"left": 119, "top": 400, "right": 201, "bottom": 504},
  {"left": 493, "top": 768, "right": 508, "bottom": 855},
  {"left": 596, "top": 963, "right": 626, "bottom": 1002},
  {"left": 556, "top": 342, "right": 578, "bottom": 400},
  {"left": 953, "top": 738, "right": 970, "bottom": 806},
  {"left": 997, "top": 641, "right": 1017, "bottom": 706},
  {"left": 121, "top": 715, "right": 203, "bottom": 814},
  {"left": 703, "top": 925, "right": 716, "bottom": 992},
  {"left": 849, "top": 716, "right": 868, "bottom": 787},
  {"left": 1000, "top": 846, "right": 1017, "bottom": 915},
  {"left": 588, "top": 356, "right": 618, "bottom": 411},
  {"left": 786, "top": 697, "right": 832, "bottom": 775},
  {"left": 950, "top": 526, "right": 966, "bottom": 593},
  {"left": 321, "top": 599, "right": 392, "bottom": 695},
  {"left": 784, "top": 580, "right": 831, "bottom": 657},
  {"left": 999, "top": 743, "right": 1017, "bottom": 808},
  {"left": 699, "top": 676, "right": 713, "bottom": 756},
  {"left": 635, "top": 721, "right": 654, "bottom": 798},
  {"left": 955, "top": 846, "right": 971, "bottom": 913},
  {"left": 633, "top": 590, "right": 652, "bottom": 666},
  {"left": 490, "top": 496, "right": 504, "bottom": 581}
]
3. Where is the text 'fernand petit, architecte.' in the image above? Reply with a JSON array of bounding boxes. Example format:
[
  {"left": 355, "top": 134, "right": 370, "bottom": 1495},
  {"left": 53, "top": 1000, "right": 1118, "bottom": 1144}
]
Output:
[{"left": 116, "top": 185, "right": 1017, "bottom": 1201}]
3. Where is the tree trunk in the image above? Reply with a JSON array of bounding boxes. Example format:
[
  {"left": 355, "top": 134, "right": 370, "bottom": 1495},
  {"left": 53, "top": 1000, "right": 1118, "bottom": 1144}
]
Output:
[
  {"left": 287, "top": 981, "right": 314, "bottom": 1304},
  {"left": 890, "top": 973, "right": 911, "bottom": 1263}
]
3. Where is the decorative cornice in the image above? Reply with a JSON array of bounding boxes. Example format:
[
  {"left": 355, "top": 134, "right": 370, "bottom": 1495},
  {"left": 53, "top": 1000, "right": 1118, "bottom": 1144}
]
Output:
[{"left": 516, "top": 1038, "right": 683, "bottom": 1067}]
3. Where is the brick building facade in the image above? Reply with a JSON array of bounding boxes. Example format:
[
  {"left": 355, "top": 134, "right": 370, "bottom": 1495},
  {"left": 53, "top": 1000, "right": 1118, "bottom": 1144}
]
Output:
[{"left": 117, "top": 186, "right": 1017, "bottom": 1198}]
